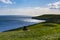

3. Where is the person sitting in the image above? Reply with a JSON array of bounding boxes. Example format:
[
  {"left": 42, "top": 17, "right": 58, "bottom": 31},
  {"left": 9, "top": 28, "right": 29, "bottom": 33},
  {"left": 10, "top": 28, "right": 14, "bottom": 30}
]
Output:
[{"left": 23, "top": 26, "right": 28, "bottom": 31}]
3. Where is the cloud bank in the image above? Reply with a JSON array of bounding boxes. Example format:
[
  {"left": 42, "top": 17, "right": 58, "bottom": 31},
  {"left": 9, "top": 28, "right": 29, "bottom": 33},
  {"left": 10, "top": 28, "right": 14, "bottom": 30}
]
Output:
[
  {"left": 0, "top": 7, "right": 60, "bottom": 16},
  {"left": 0, "top": 0, "right": 13, "bottom": 4},
  {"left": 48, "top": 1, "right": 60, "bottom": 9}
]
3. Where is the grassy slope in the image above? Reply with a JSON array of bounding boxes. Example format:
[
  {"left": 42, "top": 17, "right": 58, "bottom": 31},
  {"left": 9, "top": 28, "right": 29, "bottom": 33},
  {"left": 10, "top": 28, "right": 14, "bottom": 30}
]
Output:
[
  {"left": 32, "top": 14, "right": 60, "bottom": 20},
  {"left": 0, "top": 23, "right": 60, "bottom": 40},
  {"left": 32, "top": 14, "right": 60, "bottom": 24}
]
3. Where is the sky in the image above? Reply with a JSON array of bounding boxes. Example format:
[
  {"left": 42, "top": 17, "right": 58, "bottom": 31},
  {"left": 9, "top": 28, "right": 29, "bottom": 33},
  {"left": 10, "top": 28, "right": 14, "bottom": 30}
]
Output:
[{"left": 0, "top": 0, "right": 60, "bottom": 16}]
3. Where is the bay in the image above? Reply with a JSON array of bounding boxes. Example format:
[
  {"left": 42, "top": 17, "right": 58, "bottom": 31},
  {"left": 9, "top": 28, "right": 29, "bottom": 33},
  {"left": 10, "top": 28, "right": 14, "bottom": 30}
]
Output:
[{"left": 0, "top": 15, "right": 45, "bottom": 32}]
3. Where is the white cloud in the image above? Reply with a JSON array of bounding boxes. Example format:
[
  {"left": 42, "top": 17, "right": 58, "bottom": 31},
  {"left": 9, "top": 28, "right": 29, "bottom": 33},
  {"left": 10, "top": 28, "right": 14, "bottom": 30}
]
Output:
[
  {"left": 0, "top": 0, "right": 13, "bottom": 4},
  {"left": 48, "top": 1, "right": 60, "bottom": 9},
  {"left": 0, "top": 7, "right": 60, "bottom": 16}
]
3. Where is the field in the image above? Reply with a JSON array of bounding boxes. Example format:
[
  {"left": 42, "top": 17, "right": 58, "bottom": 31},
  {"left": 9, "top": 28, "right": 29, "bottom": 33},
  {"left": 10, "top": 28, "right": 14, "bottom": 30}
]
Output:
[{"left": 0, "top": 23, "right": 60, "bottom": 40}]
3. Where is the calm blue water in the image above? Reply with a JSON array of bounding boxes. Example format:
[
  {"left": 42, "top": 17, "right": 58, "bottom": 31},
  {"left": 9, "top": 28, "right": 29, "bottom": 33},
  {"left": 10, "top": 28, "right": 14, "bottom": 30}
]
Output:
[{"left": 0, "top": 15, "right": 45, "bottom": 32}]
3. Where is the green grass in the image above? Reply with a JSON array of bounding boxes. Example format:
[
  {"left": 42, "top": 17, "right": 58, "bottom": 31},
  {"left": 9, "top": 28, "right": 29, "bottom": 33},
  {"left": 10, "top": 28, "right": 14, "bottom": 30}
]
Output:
[{"left": 0, "top": 23, "right": 60, "bottom": 40}]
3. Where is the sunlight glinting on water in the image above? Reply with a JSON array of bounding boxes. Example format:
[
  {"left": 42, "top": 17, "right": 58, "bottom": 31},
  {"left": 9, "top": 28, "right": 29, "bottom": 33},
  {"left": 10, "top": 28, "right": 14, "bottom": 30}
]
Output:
[{"left": 22, "top": 19, "right": 45, "bottom": 23}]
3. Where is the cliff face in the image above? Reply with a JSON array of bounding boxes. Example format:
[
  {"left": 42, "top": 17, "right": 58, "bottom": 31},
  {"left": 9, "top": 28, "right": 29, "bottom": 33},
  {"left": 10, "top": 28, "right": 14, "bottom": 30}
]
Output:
[{"left": 32, "top": 14, "right": 60, "bottom": 24}]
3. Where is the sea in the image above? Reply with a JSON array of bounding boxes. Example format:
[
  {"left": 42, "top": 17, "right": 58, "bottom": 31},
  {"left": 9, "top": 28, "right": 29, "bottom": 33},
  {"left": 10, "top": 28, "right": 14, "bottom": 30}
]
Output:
[{"left": 0, "top": 15, "right": 45, "bottom": 32}]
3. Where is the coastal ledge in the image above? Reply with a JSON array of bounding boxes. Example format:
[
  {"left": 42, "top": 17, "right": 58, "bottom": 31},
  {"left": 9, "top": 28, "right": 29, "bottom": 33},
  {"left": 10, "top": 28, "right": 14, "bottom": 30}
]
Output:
[
  {"left": 32, "top": 14, "right": 60, "bottom": 24},
  {"left": 3, "top": 22, "right": 42, "bottom": 32}
]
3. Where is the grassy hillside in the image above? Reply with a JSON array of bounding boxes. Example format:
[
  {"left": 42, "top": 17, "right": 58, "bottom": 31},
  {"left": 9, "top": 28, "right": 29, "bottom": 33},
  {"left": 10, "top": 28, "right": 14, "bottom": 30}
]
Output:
[
  {"left": 32, "top": 14, "right": 60, "bottom": 20},
  {"left": 0, "top": 23, "right": 60, "bottom": 40},
  {"left": 32, "top": 14, "right": 60, "bottom": 24}
]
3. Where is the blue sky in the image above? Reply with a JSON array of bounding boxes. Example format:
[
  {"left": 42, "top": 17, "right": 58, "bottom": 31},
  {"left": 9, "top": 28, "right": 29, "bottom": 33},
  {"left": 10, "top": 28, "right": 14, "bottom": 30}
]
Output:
[
  {"left": 0, "top": 0, "right": 60, "bottom": 16},
  {"left": 0, "top": 0, "right": 60, "bottom": 8}
]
